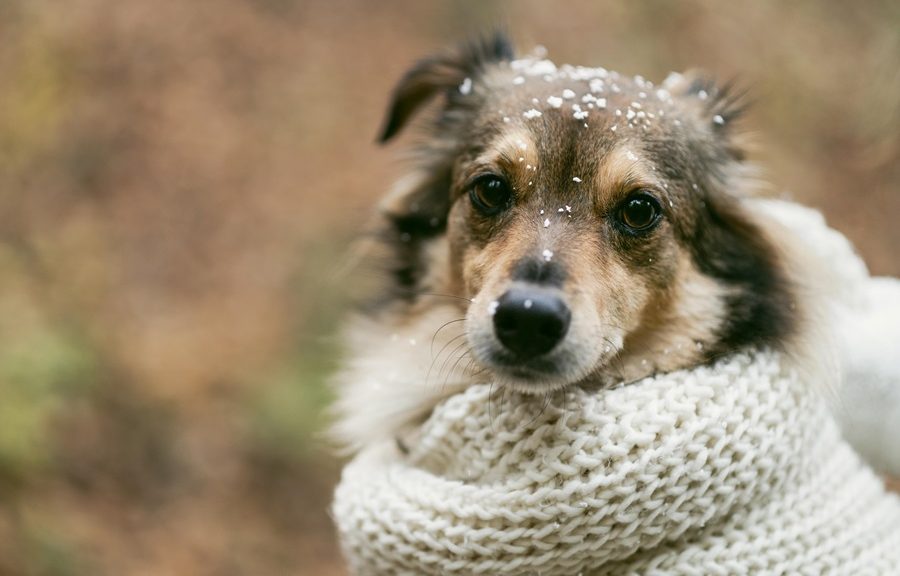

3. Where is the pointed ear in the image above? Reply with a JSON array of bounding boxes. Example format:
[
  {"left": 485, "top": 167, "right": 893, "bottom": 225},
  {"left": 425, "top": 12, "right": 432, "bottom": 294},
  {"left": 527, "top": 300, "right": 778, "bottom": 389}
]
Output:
[
  {"left": 664, "top": 70, "right": 748, "bottom": 125},
  {"left": 378, "top": 32, "right": 514, "bottom": 143},
  {"left": 664, "top": 69, "right": 750, "bottom": 158}
]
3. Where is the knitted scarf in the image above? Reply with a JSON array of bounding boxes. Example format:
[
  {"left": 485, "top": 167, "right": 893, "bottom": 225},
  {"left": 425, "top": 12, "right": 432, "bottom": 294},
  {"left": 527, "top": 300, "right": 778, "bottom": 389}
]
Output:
[{"left": 333, "top": 351, "right": 900, "bottom": 575}]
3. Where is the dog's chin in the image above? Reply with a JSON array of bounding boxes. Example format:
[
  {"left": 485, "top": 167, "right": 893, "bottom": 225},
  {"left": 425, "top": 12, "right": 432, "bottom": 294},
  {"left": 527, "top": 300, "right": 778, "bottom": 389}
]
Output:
[
  {"left": 475, "top": 348, "right": 596, "bottom": 395},
  {"left": 492, "top": 371, "right": 573, "bottom": 394}
]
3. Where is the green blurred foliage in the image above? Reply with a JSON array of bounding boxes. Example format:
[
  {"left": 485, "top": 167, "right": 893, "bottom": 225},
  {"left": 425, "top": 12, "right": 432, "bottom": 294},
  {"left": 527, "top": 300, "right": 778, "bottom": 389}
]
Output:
[
  {"left": 22, "top": 525, "right": 90, "bottom": 576},
  {"left": 0, "top": 325, "right": 96, "bottom": 480},
  {"left": 0, "top": 17, "right": 70, "bottom": 174},
  {"left": 247, "top": 239, "right": 354, "bottom": 459},
  {"left": 0, "top": 249, "right": 97, "bottom": 486},
  {"left": 249, "top": 358, "right": 336, "bottom": 458}
]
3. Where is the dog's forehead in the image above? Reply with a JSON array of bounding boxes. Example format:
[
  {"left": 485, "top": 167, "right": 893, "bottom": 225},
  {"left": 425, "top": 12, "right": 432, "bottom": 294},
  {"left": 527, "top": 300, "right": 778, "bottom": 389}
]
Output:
[
  {"left": 478, "top": 57, "right": 684, "bottom": 137},
  {"left": 460, "top": 58, "right": 691, "bottom": 207},
  {"left": 463, "top": 58, "right": 695, "bottom": 188}
]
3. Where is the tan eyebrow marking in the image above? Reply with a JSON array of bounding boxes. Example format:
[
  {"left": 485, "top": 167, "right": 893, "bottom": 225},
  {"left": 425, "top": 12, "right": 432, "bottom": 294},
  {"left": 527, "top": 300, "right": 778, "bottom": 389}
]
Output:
[
  {"left": 593, "top": 145, "right": 660, "bottom": 209},
  {"left": 463, "top": 129, "right": 538, "bottom": 201}
]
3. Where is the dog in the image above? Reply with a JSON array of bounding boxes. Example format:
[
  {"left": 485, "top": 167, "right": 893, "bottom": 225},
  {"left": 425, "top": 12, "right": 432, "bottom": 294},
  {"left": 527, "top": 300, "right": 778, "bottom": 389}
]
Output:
[{"left": 331, "top": 33, "right": 812, "bottom": 450}]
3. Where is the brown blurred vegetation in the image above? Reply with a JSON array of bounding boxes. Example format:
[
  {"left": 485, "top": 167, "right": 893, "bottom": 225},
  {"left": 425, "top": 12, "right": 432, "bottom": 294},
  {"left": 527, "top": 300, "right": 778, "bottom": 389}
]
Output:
[{"left": 0, "top": 1, "right": 897, "bottom": 574}]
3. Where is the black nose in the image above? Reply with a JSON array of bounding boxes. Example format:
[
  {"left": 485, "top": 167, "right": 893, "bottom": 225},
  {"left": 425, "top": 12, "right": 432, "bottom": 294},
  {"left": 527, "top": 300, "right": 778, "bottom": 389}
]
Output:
[{"left": 493, "top": 288, "right": 571, "bottom": 358}]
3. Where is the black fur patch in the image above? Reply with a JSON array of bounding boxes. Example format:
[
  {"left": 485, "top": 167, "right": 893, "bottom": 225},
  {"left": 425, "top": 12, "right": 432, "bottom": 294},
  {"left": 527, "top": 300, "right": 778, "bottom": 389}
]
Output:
[
  {"left": 689, "top": 197, "right": 796, "bottom": 356},
  {"left": 379, "top": 166, "right": 451, "bottom": 304}
]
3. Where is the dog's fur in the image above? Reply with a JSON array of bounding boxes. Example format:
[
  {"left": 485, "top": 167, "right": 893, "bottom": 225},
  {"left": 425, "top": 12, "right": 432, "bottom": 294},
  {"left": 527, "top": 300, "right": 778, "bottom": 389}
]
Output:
[{"left": 332, "top": 33, "right": 811, "bottom": 450}]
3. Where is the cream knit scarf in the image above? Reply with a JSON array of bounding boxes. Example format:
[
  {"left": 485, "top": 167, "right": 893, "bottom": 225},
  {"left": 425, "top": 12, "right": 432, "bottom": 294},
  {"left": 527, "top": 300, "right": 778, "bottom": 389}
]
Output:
[
  {"left": 332, "top": 202, "right": 900, "bottom": 575},
  {"left": 334, "top": 351, "right": 900, "bottom": 575}
]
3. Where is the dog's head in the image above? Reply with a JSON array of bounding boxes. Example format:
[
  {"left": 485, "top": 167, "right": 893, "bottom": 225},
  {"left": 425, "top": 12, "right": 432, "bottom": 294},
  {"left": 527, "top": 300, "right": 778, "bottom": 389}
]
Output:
[{"left": 373, "top": 33, "right": 795, "bottom": 394}]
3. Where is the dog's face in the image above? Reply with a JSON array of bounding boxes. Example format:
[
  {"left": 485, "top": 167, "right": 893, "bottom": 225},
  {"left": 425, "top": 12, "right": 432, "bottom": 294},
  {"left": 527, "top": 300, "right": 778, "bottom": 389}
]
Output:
[{"left": 374, "top": 35, "right": 794, "bottom": 394}]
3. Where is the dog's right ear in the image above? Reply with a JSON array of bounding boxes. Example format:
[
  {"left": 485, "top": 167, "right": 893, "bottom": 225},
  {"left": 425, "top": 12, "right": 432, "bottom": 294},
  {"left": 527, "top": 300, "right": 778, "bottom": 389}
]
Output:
[{"left": 378, "top": 32, "right": 514, "bottom": 143}]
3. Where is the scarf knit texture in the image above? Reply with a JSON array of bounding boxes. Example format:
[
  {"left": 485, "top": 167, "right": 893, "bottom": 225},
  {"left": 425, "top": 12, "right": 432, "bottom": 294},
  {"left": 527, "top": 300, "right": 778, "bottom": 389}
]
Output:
[{"left": 332, "top": 202, "right": 900, "bottom": 575}]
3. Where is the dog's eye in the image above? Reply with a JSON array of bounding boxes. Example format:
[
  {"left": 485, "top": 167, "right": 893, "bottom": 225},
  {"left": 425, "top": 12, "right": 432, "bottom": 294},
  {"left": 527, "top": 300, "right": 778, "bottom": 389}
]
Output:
[
  {"left": 618, "top": 193, "right": 661, "bottom": 231},
  {"left": 469, "top": 175, "right": 512, "bottom": 216}
]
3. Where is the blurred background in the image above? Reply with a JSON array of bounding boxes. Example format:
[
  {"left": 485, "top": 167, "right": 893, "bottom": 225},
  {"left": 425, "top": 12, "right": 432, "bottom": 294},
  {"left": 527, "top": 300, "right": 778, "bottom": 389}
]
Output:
[{"left": 0, "top": 0, "right": 897, "bottom": 574}]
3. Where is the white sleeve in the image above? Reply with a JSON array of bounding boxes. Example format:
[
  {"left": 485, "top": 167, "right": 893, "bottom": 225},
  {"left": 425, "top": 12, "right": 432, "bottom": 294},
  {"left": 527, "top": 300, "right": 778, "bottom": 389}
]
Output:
[
  {"left": 755, "top": 199, "right": 900, "bottom": 476},
  {"left": 835, "top": 277, "right": 900, "bottom": 476}
]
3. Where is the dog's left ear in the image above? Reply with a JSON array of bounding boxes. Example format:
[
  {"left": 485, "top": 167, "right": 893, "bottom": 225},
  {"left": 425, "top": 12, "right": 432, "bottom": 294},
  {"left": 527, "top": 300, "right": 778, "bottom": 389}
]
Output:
[
  {"left": 664, "top": 70, "right": 749, "bottom": 159},
  {"left": 378, "top": 32, "right": 515, "bottom": 143}
]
